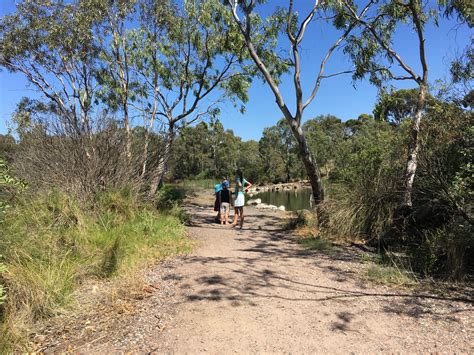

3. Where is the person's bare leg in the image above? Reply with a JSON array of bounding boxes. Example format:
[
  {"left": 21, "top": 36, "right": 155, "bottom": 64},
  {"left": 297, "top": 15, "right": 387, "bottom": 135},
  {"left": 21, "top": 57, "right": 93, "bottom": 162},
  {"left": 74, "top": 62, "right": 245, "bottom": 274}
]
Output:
[
  {"left": 220, "top": 211, "right": 224, "bottom": 224},
  {"left": 240, "top": 208, "right": 244, "bottom": 229},
  {"left": 225, "top": 208, "right": 229, "bottom": 224},
  {"left": 232, "top": 208, "right": 238, "bottom": 226}
]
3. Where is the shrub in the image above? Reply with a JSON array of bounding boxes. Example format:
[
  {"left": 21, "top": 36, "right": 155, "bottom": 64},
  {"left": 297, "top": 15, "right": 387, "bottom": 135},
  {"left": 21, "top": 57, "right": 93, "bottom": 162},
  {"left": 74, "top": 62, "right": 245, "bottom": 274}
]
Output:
[
  {"left": 323, "top": 119, "right": 405, "bottom": 241},
  {"left": 367, "top": 264, "right": 417, "bottom": 287},
  {"left": 298, "top": 237, "right": 334, "bottom": 253},
  {"left": 0, "top": 190, "right": 191, "bottom": 351}
]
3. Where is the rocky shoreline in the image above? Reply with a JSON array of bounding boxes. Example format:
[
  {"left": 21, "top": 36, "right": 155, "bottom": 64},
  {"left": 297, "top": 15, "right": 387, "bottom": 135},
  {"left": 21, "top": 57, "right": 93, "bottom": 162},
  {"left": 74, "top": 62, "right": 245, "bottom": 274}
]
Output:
[
  {"left": 245, "top": 181, "right": 311, "bottom": 212},
  {"left": 246, "top": 181, "right": 310, "bottom": 195},
  {"left": 246, "top": 198, "right": 287, "bottom": 211}
]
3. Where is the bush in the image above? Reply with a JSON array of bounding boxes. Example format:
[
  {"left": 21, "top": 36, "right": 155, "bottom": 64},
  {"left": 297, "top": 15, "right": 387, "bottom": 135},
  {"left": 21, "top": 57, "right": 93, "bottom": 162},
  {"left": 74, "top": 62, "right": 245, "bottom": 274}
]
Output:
[
  {"left": 323, "top": 119, "right": 405, "bottom": 241},
  {"left": 320, "top": 104, "right": 473, "bottom": 280},
  {"left": 285, "top": 209, "right": 316, "bottom": 230},
  {"left": 0, "top": 190, "right": 191, "bottom": 351},
  {"left": 367, "top": 264, "right": 417, "bottom": 287}
]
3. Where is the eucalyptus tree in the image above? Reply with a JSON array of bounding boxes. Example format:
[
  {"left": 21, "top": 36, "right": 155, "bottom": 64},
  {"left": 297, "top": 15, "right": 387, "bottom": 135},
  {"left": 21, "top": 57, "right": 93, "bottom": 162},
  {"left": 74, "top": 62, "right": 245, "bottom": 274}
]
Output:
[
  {"left": 128, "top": 0, "right": 251, "bottom": 195},
  {"left": 303, "top": 115, "right": 345, "bottom": 178},
  {"left": 237, "top": 140, "right": 261, "bottom": 182},
  {"left": 259, "top": 126, "right": 287, "bottom": 183},
  {"left": 259, "top": 119, "right": 300, "bottom": 183},
  {"left": 0, "top": 0, "right": 99, "bottom": 141},
  {"left": 340, "top": 0, "right": 444, "bottom": 207},
  {"left": 208, "top": 120, "right": 240, "bottom": 178},
  {"left": 95, "top": 0, "right": 138, "bottom": 162},
  {"left": 226, "top": 1, "right": 374, "bottom": 208},
  {"left": 373, "top": 89, "right": 440, "bottom": 126}
]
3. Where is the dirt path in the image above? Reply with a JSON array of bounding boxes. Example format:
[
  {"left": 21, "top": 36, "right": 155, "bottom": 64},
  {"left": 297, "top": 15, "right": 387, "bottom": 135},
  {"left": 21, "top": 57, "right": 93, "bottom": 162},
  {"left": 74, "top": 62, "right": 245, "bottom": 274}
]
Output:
[{"left": 38, "top": 191, "right": 473, "bottom": 353}]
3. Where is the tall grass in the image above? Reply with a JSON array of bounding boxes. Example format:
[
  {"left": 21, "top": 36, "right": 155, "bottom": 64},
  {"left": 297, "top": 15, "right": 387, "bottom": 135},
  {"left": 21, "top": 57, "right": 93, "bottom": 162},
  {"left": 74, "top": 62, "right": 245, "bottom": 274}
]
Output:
[
  {"left": 0, "top": 189, "right": 191, "bottom": 352},
  {"left": 322, "top": 174, "right": 399, "bottom": 243}
]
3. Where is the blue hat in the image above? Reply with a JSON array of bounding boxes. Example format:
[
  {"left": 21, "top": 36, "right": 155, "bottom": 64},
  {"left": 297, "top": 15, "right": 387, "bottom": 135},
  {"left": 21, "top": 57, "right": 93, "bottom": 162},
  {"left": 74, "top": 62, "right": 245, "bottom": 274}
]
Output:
[{"left": 222, "top": 181, "right": 229, "bottom": 188}]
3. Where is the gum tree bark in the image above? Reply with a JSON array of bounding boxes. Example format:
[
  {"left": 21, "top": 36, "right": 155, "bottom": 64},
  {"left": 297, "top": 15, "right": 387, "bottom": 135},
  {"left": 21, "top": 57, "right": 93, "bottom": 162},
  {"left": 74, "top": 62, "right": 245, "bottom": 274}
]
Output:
[
  {"left": 403, "top": 0, "right": 428, "bottom": 207},
  {"left": 149, "top": 122, "right": 175, "bottom": 196},
  {"left": 228, "top": 0, "right": 373, "bottom": 206},
  {"left": 343, "top": 0, "right": 429, "bottom": 207}
]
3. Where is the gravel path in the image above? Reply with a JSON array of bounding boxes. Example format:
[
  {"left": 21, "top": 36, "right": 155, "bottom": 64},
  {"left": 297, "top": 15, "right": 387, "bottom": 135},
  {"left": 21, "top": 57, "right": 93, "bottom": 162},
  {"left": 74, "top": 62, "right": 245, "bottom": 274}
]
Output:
[{"left": 37, "top": 191, "right": 473, "bottom": 353}]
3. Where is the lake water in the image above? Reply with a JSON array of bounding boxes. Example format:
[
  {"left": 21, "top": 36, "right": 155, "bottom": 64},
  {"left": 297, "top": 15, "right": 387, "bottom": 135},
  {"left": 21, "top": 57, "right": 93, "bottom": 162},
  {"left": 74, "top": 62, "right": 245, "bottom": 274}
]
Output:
[
  {"left": 167, "top": 182, "right": 314, "bottom": 212},
  {"left": 253, "top": 188, "right": 313, "bottom": 212}
]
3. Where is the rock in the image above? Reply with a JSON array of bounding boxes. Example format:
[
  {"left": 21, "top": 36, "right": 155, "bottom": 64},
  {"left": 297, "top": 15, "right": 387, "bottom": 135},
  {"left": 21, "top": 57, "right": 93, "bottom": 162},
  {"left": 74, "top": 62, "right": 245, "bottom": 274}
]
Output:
[
  {"left": 247, "top": 198, "right": 261, "bottom": 205},
  {"left": 278, "top": 205, "right": 286, "bottom": 211},
  {"left": 255, "top": 203, "right": 277, "bottom": 210}
]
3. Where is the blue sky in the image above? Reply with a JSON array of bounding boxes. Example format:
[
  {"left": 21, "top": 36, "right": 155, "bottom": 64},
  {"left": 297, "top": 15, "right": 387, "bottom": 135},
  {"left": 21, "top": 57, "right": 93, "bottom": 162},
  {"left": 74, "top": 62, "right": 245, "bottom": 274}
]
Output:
[{"left": 0, "top": 1, "right": 471, "bottom": 141}]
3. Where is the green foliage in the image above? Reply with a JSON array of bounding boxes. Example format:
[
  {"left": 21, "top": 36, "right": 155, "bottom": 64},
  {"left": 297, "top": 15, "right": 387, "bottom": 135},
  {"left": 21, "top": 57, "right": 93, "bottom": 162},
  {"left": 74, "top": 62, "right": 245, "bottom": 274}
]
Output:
[
  {"left": 0, "top": 0, "right": 100, "bottom": 123},
  {"left": 342, "top": 0, "right": 434, "bottom": 87},
  {"left": 373, "top": 88, "right": 439, "bottom": 125},
  {"left": 322, "top": 116, "right": 405, "bottom": 238},
  {"left": 0, "top": 157, "right": 27, "bottom": 213},
  {"left": 169, "top": 120, "right": 264, "bottom": 182},
  {"left": 0, "top": 190, "right": 191, "bottom": 351},
  {"left": 0, "top": 158, "right": 26, "bottom": 313},
  {"left": 124, "top": 0, "right": 252, "bottom": 123},
  {"left": 303, "top": 115, "right": 346, "bottom": 177},
  {"left": 259, "top": 119, "right": 303, "bottom": 183},
  {"left": 440, "top": 0, "right": 474, "bottom": 26},
  {"left": 367, "top": 265, "right": 417, "bottom": 287}
]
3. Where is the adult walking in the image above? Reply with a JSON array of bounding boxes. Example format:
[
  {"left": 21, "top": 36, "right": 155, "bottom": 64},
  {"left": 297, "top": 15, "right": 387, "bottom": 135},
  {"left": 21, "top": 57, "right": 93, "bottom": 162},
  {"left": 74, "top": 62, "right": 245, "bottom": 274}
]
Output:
[{"left": 232, "top": 169, "right": 252, "bottom": 229}]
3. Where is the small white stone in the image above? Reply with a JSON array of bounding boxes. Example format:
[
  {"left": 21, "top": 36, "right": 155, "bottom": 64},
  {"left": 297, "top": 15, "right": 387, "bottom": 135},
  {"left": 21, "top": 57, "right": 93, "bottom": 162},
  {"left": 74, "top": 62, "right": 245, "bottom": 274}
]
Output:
[{"left": 247, "top": 198, "right": 261, "bottom": 205}]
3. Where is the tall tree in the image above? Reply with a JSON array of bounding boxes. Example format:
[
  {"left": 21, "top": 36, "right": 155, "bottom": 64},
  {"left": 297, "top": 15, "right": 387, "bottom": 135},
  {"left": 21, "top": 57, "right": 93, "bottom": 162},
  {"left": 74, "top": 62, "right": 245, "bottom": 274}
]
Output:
[
  {"left": 129, "top": 0, "right": 251, "bottom": 196},
  {"left": 342, "top": 0, "right": 433, "bottom": 207},
  {"left": 373, "top": 88, "right": 437, "bottom": 126},
  {"left": 237, "top": 140, "right": 261, "bottom": 183},
  {"left": 0, "top": 0, "right": 100, "bottom": 141},
  {"left": 259, "top": 119, "right": 300, "bottom": 183},
  {"left": 95, "top": 0, "right": 138, "bottom": 162},
  {"left": 304, "top": 115, "right": 345, "bottom": 178},
  {"left": 226, "top": 0, "right": 374, "bottom": 209}
]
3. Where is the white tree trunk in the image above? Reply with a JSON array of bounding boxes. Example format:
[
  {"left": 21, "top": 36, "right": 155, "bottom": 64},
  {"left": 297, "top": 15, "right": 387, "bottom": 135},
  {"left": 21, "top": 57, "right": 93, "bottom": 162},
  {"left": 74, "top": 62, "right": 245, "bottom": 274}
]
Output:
[
  {"left": 403, "top": 84, "right": 426, "bottom": 207},
  {"left": 288, "top": 120, "right": 324, "bottom": 204},
  {"left": 148, "top": 125, "right": 175, "bottom": 197}
]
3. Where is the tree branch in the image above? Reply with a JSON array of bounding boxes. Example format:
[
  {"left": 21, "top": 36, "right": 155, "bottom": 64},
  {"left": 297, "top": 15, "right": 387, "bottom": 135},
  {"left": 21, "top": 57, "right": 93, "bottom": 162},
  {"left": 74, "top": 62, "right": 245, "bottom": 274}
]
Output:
[
  {"left": 230, "top": 0, "right": 293, "bottom": 121},
  {"left": 303, "top": 0, "right": 374, "bottom": 110},
  {"left": 343, "top": 0, "right": 420, "bottom": 82}
]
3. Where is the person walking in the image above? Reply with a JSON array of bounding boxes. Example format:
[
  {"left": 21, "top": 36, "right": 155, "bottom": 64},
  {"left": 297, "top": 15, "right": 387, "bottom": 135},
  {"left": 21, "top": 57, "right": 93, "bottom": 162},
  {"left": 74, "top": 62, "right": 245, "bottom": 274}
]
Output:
[
  {"left": 219, "top": 180, "right": 232, "bottom": 224},
  {"left": 213, "top": 177, "right": 228, "bottom": 222},
  {"left": 232, "top": 169, "right": 252, "bottom": 229}
]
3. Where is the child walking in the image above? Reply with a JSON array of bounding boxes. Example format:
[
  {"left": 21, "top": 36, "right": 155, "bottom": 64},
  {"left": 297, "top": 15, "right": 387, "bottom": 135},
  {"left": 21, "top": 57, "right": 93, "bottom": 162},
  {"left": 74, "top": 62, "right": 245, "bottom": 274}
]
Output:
[{"left": 219, "top": 180, "right": 232, "bottom": 224}]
